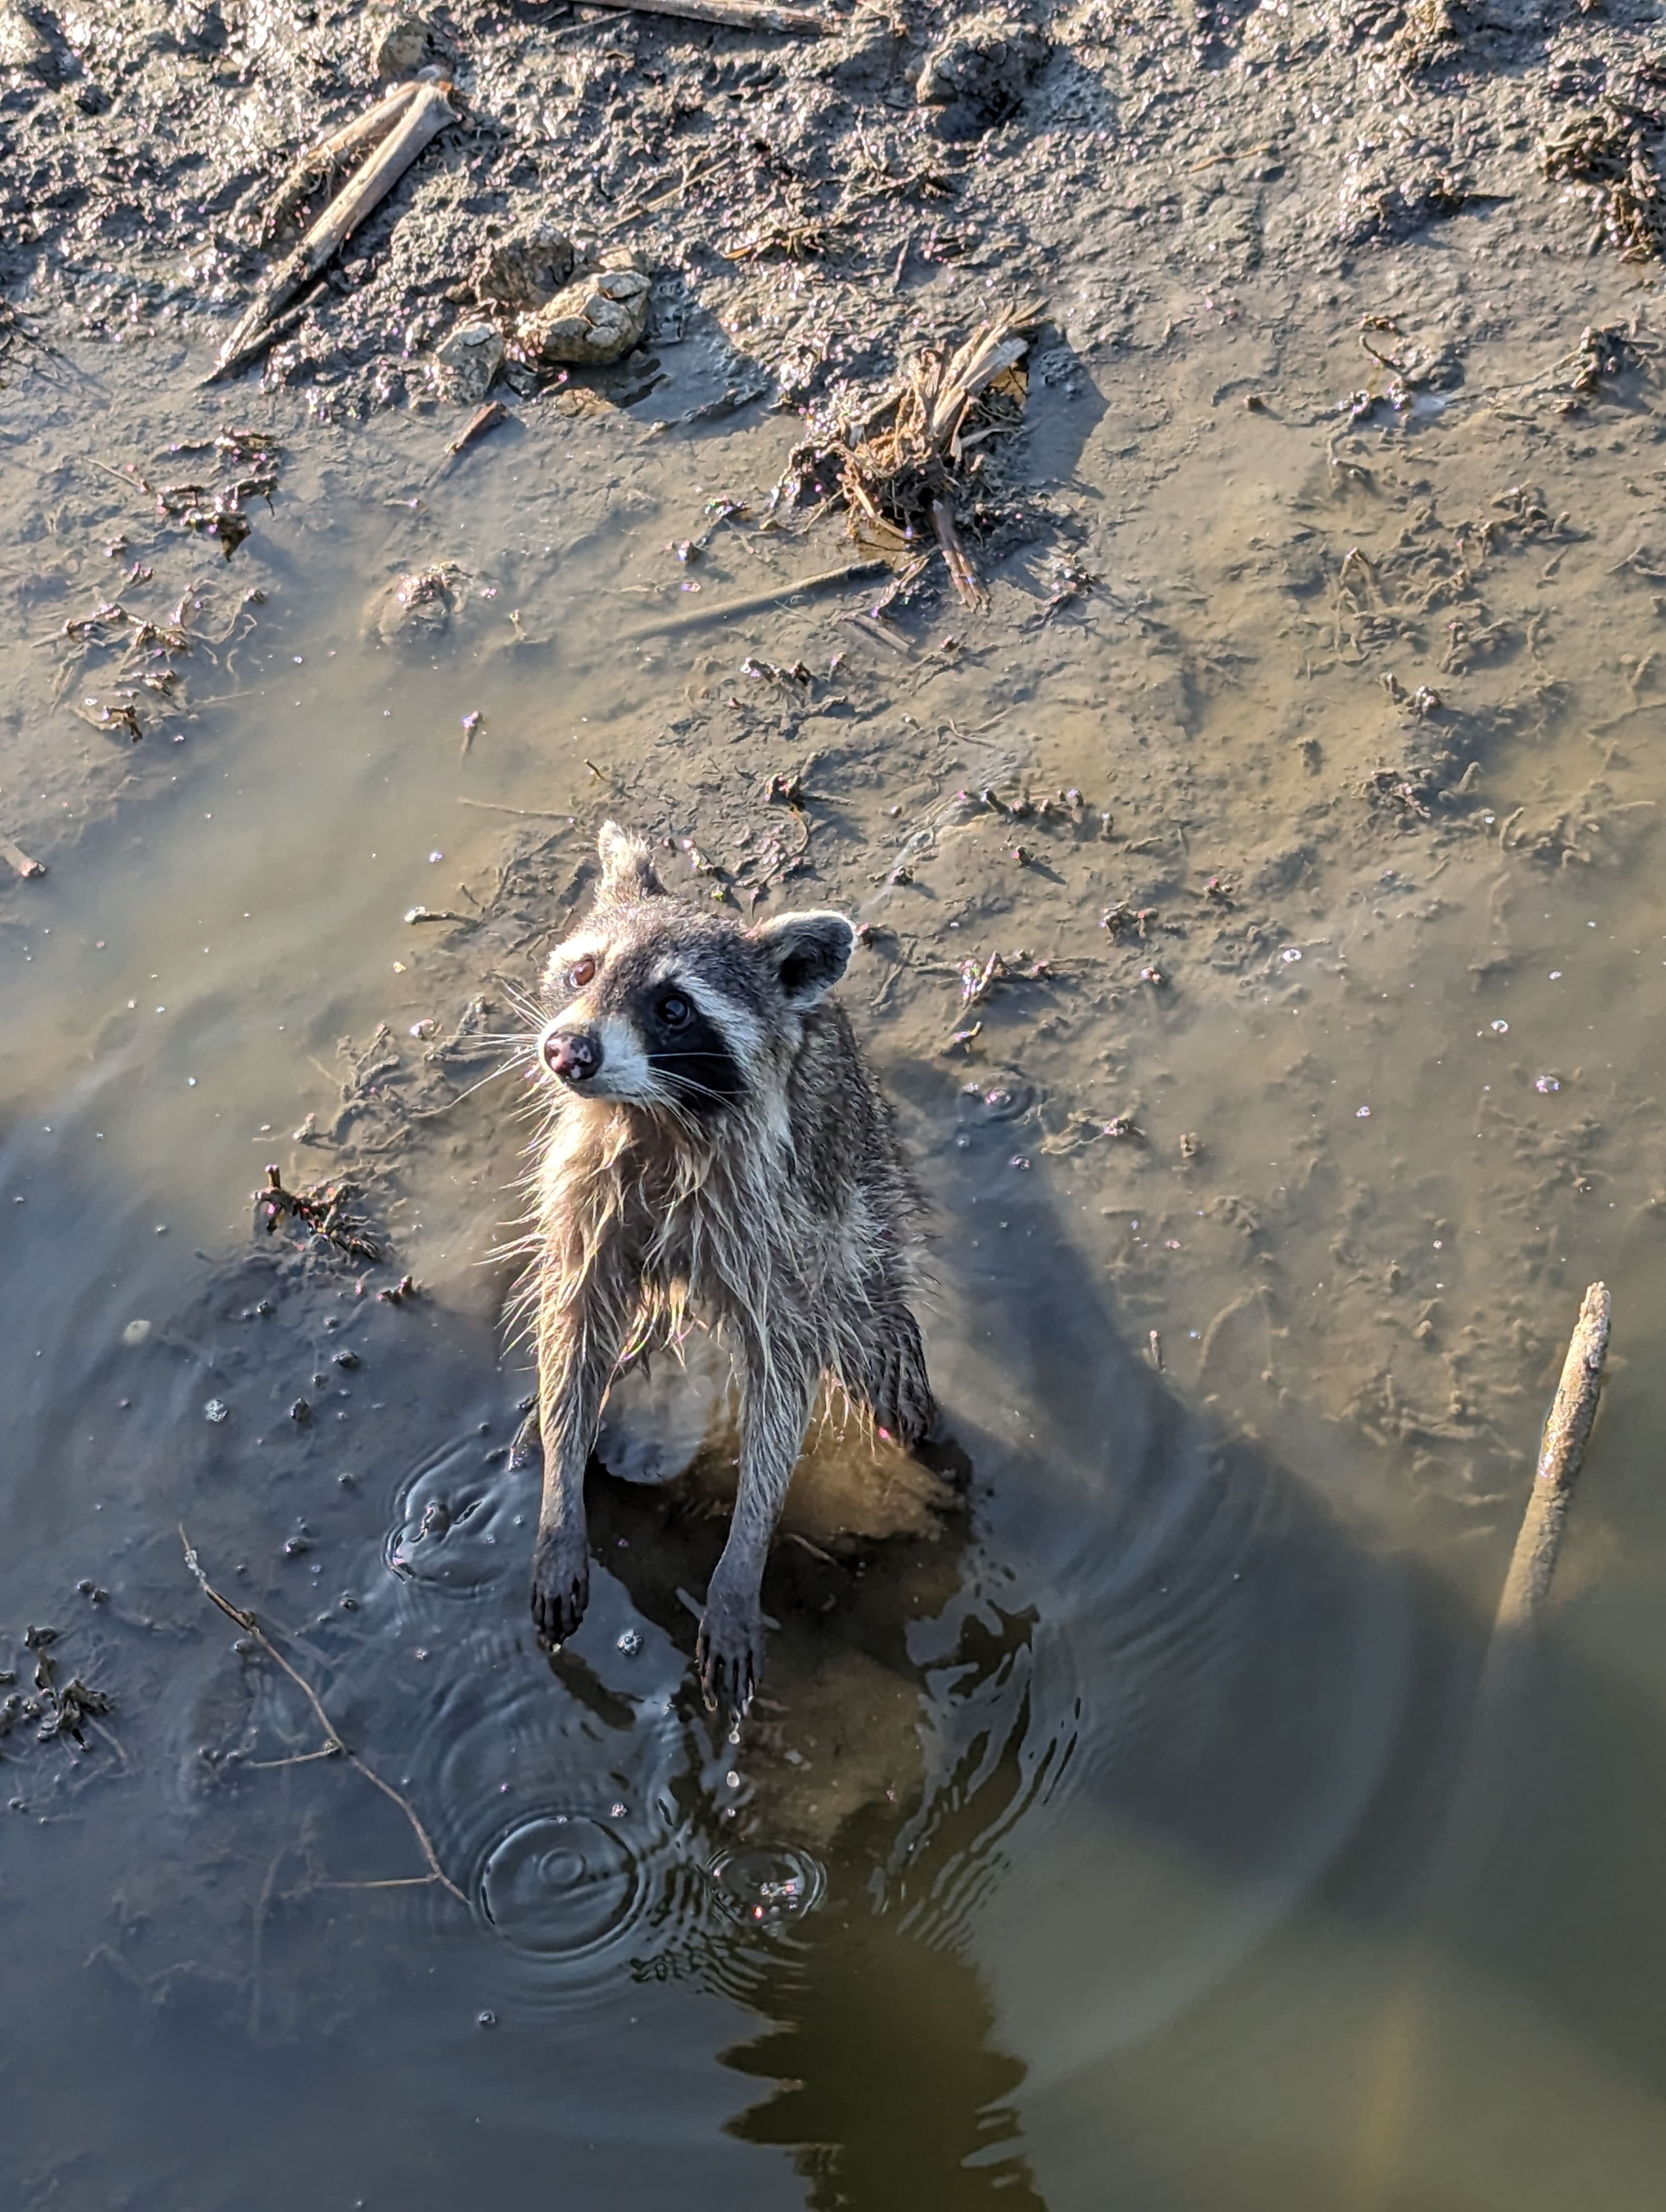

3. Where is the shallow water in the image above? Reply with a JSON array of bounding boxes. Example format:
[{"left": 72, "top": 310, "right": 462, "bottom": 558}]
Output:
[{"left": 7, "top": 298, "right": 1666, "bottom": 2211}]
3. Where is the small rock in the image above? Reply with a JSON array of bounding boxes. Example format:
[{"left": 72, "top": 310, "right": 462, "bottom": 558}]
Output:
[
  {"left": 915, "top": 12, "right": 1048, "bottom": 139},
  {"left": 367, "top": 7, "right": 433, "bottom": 78},
  {"left": 515, "top": 262, "right": 652, "bottom": 369},
  {"left": 474, "top": 223, "right": 576, "bottom": 311},
  {"left": 430, "top": 320, "right": 504, "bottom": 406},
  {"left": 364, "top": 566, "right": 457, "bottom": 650},
  {"left": 0, "top": 2, "right": 56, "bottom": 78}
]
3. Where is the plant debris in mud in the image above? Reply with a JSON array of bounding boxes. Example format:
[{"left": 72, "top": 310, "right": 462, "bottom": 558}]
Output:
[
  {"left": 102, "top": 429, "right": 284, "bottom": 560},
  {"left": 772, "top": 303, "right": 1041, "bottom": 608},
  {"left": 255, "top": 1166, "right": 382, "bottom": 1265},
  {"left": 1, "top": 1623, "right": 116, "bottom": 1756},
  {"left": 1543, "top": 105, "right": 1666, "bottom": 263}
]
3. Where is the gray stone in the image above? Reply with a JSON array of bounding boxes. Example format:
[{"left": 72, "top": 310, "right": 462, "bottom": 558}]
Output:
[
  {"left": 430, "top": 320, "right": 503, "bottom": 405},
  {"left": 515, "top": 262, "right": 652, "bottom": 369},
  {"left": 0, "top": 1, "right": 56, "bottom": 74}
]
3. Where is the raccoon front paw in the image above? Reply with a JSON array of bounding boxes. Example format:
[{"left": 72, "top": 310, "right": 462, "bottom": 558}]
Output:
[
  {"left": 529, "top": 1525, "right": 590, "bottom": 1645},
  {"left": 696, "top": 1590, "right": 766, "bottom": 1717}
]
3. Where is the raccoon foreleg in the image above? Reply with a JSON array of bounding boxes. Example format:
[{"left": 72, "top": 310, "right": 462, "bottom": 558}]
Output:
[
  {"left": 529, "top": 1308, "right": 627, "bottom": 1645},
  {"left": 697, "top": 1346, "right": 816, "bottom": 1715}
]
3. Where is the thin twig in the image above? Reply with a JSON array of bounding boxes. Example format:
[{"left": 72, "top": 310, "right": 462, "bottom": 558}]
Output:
[
  {"left": 456, "top": 797, "right": 574, "bottom": 819},
  {"left": 180, "top": 1528, "right": 466, "bottom": 1903},
  {"left": 579, "top": 0, "right": 831, "bottom": 33},
  {"left": 626, "top": 557, "right": 890, "bottom": 638}
]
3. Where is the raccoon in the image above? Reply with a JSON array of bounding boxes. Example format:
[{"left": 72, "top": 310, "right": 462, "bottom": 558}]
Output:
[{"left": 515, "top": 821, "right": 934, "bottom": 1713}]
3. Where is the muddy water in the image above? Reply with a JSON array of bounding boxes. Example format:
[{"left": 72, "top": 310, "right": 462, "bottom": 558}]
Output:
[{"left": 7, "top": 311, "right": 1666, "bottom": 2211}]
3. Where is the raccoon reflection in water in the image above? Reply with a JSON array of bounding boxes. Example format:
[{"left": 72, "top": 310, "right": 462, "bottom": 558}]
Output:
[{"left": 511, "top": 822, "right": 935, "bottom": 1715}]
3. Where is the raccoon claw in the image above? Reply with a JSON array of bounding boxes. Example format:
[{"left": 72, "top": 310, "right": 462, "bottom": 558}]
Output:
[
  {"left": 529, "top": 1527, "right": 591, "bottom": 1645},
  {"left": 697, "top": 1595, "right": 765, "bottom": 1717}
]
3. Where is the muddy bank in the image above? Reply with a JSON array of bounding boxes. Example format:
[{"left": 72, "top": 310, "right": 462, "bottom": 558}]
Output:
[{"left": 7, "top": 4, "right": 1666, "bottom": 2207}]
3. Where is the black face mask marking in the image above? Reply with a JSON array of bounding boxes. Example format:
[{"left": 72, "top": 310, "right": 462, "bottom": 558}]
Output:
[{"left": 634, "top": 983, "right": 746, "bottom": 1113}]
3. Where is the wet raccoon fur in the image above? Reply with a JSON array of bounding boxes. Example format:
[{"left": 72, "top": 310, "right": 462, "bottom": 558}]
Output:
[{"left": 514, "top": 821, "right": 934, "bottom": 1712}]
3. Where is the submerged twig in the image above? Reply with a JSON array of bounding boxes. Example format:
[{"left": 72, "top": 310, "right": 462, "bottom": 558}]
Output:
[
  {"left": 1483, "top": 1278, "right": 1611, "bottom": 1669},
  {"left": 180, "top": 1529, "right": 465, "bottom": 1904},
  {"left": 625, "top": 557, "right": 890, "bottom": 638},
  {"left": 1351, "top": 1283, "right": 1613, "bottom": 2208}
]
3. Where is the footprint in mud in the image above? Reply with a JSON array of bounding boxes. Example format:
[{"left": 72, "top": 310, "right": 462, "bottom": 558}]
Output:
[{"left": 385, "top": 1436, "right": 532, "bottom": 1595}]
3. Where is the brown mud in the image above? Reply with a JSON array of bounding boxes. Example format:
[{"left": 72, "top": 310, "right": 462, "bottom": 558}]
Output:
[{"left": 7, "top": 3, "right": 1666, "bottom": 2209}]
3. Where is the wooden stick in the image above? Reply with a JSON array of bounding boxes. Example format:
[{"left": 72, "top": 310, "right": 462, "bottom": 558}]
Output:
[
  {"left": 1491, "top": 1279, "right": 1611, "bottom": 1635},
  {"left": 578, "top": 0, "right": 831, "bottom": 35},
  {"left": 1, "top": 833, "right": 46, "bottom": 879},
  {"left": 209, "top": 82, "right": 457, "bottom": 382},
  {"left": 1349, "top": 1282, "right": 1613, "bottom": 2210},
  {"left": 626, "top": 557, "right": 890, "bottom": 637},
  {"left": 264, "top": 80, "right": 422, "bottom": 239}
]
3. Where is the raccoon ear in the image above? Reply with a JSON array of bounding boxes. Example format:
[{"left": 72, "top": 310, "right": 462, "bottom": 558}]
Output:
[
  {"left": 752, "top": 909, "right": 856, "bottom": 1004},
  {"left": 596, "top": 820, "right": 664, "bottom": 901}
]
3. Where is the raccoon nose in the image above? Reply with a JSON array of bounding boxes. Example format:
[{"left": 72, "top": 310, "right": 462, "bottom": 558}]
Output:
[{"left": 543, "top": 1028, "right": 602, "bottom": 1083}]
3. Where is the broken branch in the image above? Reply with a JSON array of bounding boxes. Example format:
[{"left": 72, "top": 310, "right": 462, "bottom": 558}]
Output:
[
  {"left": 263, "top": 79, "right": 423, "bottom": 240},
  {"left": 580, "top": 0, "right": 831, "bottom": 34},
  {"left": 209, "top": 81, "right": 458, "bottom": 383},
  {"left": 181, "top": 1528, "right": 465, "bottom": 1904}
]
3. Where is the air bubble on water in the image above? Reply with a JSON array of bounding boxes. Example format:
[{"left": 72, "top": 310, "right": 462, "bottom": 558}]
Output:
[
  {"left": 1535, "top": 1075, "right": 1561, "bottom": 1094},
  {"left": 204, "top": 1399, "right": 229, "bottom": 1424},
  {"left": 616, "top": 1628, "right": 643, "bottom": 1657},
  {"left": 1491, "top": 1020, "right": 1509, "bottom": 1034},
  {"left": 1279, "top": 946, "right": 1302, "bottom": 963},
  {"left": 428, "top": 850, "right": 443, "bottom": 864},
  {"left": 707, "top": 1844, "right": 826, "bottom": 1926}
]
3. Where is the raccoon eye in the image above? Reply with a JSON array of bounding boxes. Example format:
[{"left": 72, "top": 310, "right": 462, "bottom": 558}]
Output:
[
  {"left": 656, "top": 992, "right": 691, "bottom": 1030},
  {"left": 566, "top": 956, "right": 596, "bottom": 991}
]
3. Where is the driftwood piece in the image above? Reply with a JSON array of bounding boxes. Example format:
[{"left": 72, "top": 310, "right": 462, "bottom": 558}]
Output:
[
  {"left": 1493, "top": 1280, "right": 1611, "bottom": 1632},
  {"left": 263, "top": 80, "right": 421, "bottom": 241},
  {"left": 210, "top": 82, "right": 457, "bottom": 383},
  {"left": 1351, "top": 1282, "right": 1613, "bottom": 2208},
  {"left": 626, "top": 556, "right": 890, "bottom": 637},
  {"left": 580, "top": 0, "right": 831, "bottom": 34}
]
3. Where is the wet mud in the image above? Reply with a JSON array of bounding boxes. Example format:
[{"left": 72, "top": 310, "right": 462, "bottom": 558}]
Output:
[{"left": 10, "top": 2, "right": 1666, "bottom": 2209}]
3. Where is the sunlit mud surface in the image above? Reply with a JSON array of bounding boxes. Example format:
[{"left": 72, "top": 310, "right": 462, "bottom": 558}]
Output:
[{"left": 8, "top": 263, "right": 1666, "bottom": 2212}]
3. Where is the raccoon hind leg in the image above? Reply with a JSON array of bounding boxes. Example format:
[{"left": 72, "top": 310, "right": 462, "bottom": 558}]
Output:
[{"left": 847, "top": 1298, "right": 935, "bottom": 1449}]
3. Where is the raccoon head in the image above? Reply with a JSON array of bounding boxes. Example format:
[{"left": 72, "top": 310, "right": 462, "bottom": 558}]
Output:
[{"left": 535, "top": 822, "right": 855, "bottom": 1116}]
